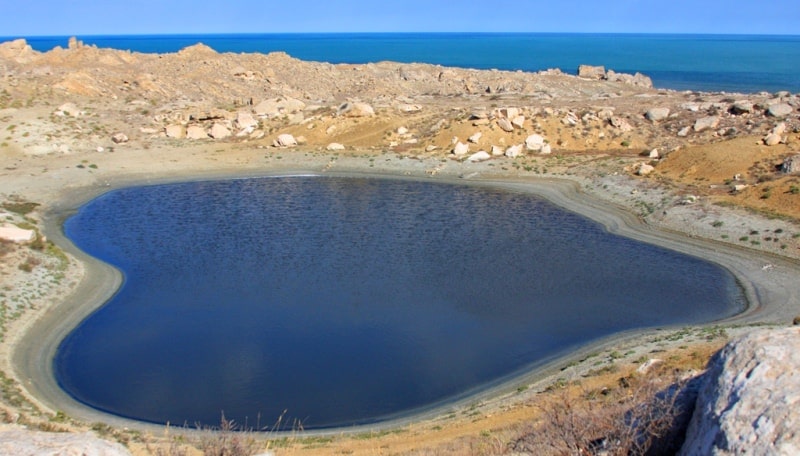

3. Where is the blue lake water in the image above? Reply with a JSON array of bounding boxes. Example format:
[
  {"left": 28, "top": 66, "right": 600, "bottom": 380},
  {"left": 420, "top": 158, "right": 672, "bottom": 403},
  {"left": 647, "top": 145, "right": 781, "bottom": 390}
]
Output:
[
  {"left": 5, "top": 33, "right": 800, "bottom": 93},
  {"left": 55, "top": 176, "right": 745, "bottom": 429}
]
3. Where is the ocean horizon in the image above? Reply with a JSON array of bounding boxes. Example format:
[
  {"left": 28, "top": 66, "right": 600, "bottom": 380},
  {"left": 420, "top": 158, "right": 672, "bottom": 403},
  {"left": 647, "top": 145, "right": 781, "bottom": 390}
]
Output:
[{"left": 3, "top": 33, "right": 799, "bottom": 93}]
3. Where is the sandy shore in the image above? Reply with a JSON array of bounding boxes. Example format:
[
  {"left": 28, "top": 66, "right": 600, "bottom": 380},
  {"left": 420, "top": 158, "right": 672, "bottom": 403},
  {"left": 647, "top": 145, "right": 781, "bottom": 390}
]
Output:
[{"left": 4, "top": 145, "right": 799, "bottom": 436}]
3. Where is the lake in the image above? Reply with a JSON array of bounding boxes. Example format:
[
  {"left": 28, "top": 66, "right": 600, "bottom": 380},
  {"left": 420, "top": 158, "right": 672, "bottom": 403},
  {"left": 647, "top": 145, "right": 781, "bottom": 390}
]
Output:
[{"left": 55, "top": 176, "right": 745, "bottom": 429}]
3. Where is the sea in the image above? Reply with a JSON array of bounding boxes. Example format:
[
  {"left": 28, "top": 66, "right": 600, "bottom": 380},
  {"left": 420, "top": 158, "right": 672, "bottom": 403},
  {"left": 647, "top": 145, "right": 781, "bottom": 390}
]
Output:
[{"left": 5, "top": 33, "right": 800, "bottom": 94}]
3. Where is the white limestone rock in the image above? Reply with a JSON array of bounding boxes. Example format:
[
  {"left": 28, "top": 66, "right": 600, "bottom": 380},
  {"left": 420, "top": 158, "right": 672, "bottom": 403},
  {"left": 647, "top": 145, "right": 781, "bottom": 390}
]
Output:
[
  {"left": 782, "top": 154, "right": 800, "bottom": 174},
  {"left": 767, "top": 103, "right": 793, "bottom": 117},
  {"left": 468, "top": 132, "right": 482, "bottom": 143},
  {"left": 578, "top": 64, "right": 605, "bottom": 79},
  {"left": 496, "top": 118, "right": 514, "bottom": 132},
  {"left": 326, "top": 142, "right": 345, "bottom": 151},
  {"left": 609, "top": 116, "right": 633, "bottom": 132},
  {"left": 693, "top": 116, "right": 720, "bottom": 132},
  {"left": 165, "top": 124, "right": 185, "bottom": 139},
  {"left": 235, "top": 111, "right": 259, "bottom": 130},
  {"left": 0, "top": 224, "right": 35, "bottom": 243},
  {"left": 186, "top": 125, "right": 208, "bottom": 140},
  {"left": 452, "top": 142, "right": 469, "bottom": 156},
  {"left": 467, "top": 151, "right": 491, "bottom": 162},
  {"left": 0, "top": 428, "right": 131, "bottom": 456},
  {"left": 679, "top": 328, "right": 800, "bottom": 456},
  {"left": 511, "top": 115, "right": 526, "bottom": 129},
  {"left": 645, "top": 107, "right": 670, "bottom": 122},
  {"left": 111, "top": 132, "right": 129, "bottom": 144},
  {"left": 525, "top": 134, "right": 545, "bottom": 151},
  {"left": 209, "top": 123, "right": 231, "bottom": 139},
  {"left": 55, "top": 102, "right": 83, "bottom": 117},
  {"left": 504, "top": 144, "right": 523, "bottom": 158},
  {"left": 338, "top": 102, "right": 375, "bottom": 118},
  {"left": 273, "top": 133, "right": 297, "bottom": 147},
  {"left": 491, "top": 145, "right": 504, "bottom": 156}
]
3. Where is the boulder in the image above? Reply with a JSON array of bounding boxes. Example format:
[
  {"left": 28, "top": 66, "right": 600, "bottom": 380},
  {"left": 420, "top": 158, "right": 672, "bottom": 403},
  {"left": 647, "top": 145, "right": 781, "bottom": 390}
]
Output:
[
  {"left": 511, "top": 115, "right": 526, "bottom": 129},
  {"left": 468, "top": 132, "right": 482, "bottom": 143},
  {"left": 525, "top": 134, "right": 545, "bottom": 151},
  {"left": 254, "top": 97, "right": 306, "bottom": 117},
  {"left": 782, "top": 154, "right": 800, "bottom": 174},
  {"left": 540, "top": 143, "right": 552, "bottom": 154},
  {"left": 636, "top": 163, "right": 655, "bottom": 176},
  {"left": 649, "top": 149, "right": 660, "bottom": 159},
  {"left": 679, "top": 328, "right": 800, "bottom": 456},
  {"left": 578, "top": 64, "right": 606, "bottom": 79},
  {"left": 767, "top": 103, "right": 793, "bottom": 117},
  {"left": 499, "top": 107, "right": 520, "bottom": 119},
  {"left": 111, "top": 133, "right": 129, "bottom": 144},
  {"left": 491, "top": 145, "right": 504, "bottom": 156},
  {"left": 452, "top": 142, "right": 469, "bottom": 156},
  {"left": 338, "top": 102, "right": 375, "bottom": 117},
  {"left": 326, "top": 143, "right": 345, "bottom": 151},
  {"left": 209, "top": 123, "right": 231, "bottom": 139},
  {"left": 609, "top": 116, "right": 633, "bottom": 132},
  {"left": 0, "top": 224, "right": 36, "bottom": 243},
  {"left": 165, "top": 124, "right": 185, "bottom": 139},
  {"left": 397, "top": 126, "right": 409, "bottom": 135},
  {"left": 186, "top": 125, "right": 208, "bottom": 140},
  {"left": 763, "top": 133, "right": 782, "bottom": 146},
  {"left": 645, "top": 107, "right": 671, "bottom": 122},
  {"left": 731, "top": 101, "right": 754, "bottom": 114},
  {"left": 467, "top": 151, "right": 491, "bottom": 162},
  {"left": 273, "top": 134, "right": 297, "bottom": 147},
  {"left": 496, "top": 118, "right": 514, "bottom": 132},
  {"left": 504, "top": 144, "right": 523, "bottom": 158},
  {"left": 693, "top": 116, "right": 720, "bottom": 132},
  {"left": 396, "top": 103, "right": 422, "bottom": 113},
  {"left": 235, "top": 111, "right": 259, "bottom": 130}
]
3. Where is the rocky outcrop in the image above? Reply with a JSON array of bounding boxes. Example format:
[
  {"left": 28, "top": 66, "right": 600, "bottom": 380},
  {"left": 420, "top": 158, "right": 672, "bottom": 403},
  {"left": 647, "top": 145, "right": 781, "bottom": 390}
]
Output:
[
  {"left": 338, "top": 102, "right": 375, "bottom": 118},
  {"left": 679, "top": 327, "right": 800, "bottom": 455},
  {"left": 767, "top": 103, "right": 793, "bottom": 118},
  {"left": 578, "top": 64, "right": 606, "bottom": 80},
  {"left": 0, "top": 224, "right": 35, "bottom": 243},
  {"left": 0, "top": 427, "right": 131, "bottom": 456},
  {"left": 693, "top": 116, "right": 720, "bottom": 132},
  {"left": 273, "top": 133, "right": 297, "bottom": 147},
  {"left": 645, "top": 107, "right": 670, "bottom": 122}
]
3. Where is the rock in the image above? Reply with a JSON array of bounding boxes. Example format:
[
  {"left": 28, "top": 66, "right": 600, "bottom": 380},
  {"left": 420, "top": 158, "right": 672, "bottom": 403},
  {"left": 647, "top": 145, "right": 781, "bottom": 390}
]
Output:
[
  {"left": 425, "top": 145, "right": 438, "bottom": 152},
  {"left": 540, "top": 143, "right": 552, "bottom": 154},
  {"left": 273, "top": 133, "right": 297, "bottom": 147},
  {"left": 397, "top": 126, "right": 409, "bottom": 135},
  {"left": 767, "top": 103, "right": 793, "bottom": 117},
  {"left": 693, "top": 116, "right": 720, "bottom": 132},
  {"left": 499, "top": 107, "right": 520, "bottom": 119},
  {"left": 254, "top": 97, "right": 306, "bottom": 117},
  {"left": 678, "top": 126, "right": 692, "bottom": 137},
  {"left": 679, "top": 327, "right": 800, "bottom": 456},
  {"left": 782, "top": 154, "right": 800, "bottom": 174},
  {"left": 209, "top": 123, "right": 231, "bottom": 139},
  {"left": 452, "top": 142, "right": 469, "bottom": 156},
  {"left": 326, "top": 143, "right": 345, "bottom": 151},
  {"left": 562, "top": 112, "right": 578, "bottom": 126},
  {"left": 497, "top": 118, "right": 514, "bottom": 132},
  {"left": 636, "top": 358, "right": 664, "bottom": 375},
  {"left": 606, "top": 70, "right": 654, "bottom": 88},
  {"left": 649, "top": 149, "right": 660, "bottom": 159},
  {"left": 731, "top": 101, "right": 754, "bottom": 114},
  {"left": 396, "top": 103, "right": 422, "bottom": 113},
  {"left": 0, "top": 428, "right": 131, "bottom": 456},
  {"left": 56, "top": 103, "right": 83, "bottom": 117},
  {"left": 771, "top": 122, "right": 787, "bottom": 136},
  {"left": 511, "top": 115, "right": 526, "bottom": 129},
  {"left": 763, "top": 133, "right": 782, "bottom": 146},
  {"left": 468, "top": 132, "right": 482, "bottom": 143},
  {"left": 636, "top": 163, "right": 655, "bottom": 176},
  {"left": 609, "top": 116, "right": 633, "bottom": 132},
  {"left": 578, "top": 64, "right": 606, "bottom": 79},
  {"left": 165, "top": 124, "right": 185, "bottom": 139},
  {"left": 235, "top": 111, "right": 259, "bottom": 130},
  {"left": 491, "top": 145, "right": 504, "bottom": 156},
  {"left": 186, "top": 125, "right": 208, "bottom": 140},
  {"left": 525, "top": 134, "right": 545, "bottom": 151},
  {"left": 504, "top": 144, "right": 523, "bottom": 158},
  {"left": 733, "top": 184, "right": 749, "bottom": 192},
  {"left": 111, "top": 133, "right": 129, "bottom": 144},
  {"left": 0, "top": 224, "right": 36, "bottom": 243},
  {"left": 338, "top": 102, "right": 375, "bottom": 117},
  {"left": 645, "top": 107, "right": 671, "bottom": 122},
  {"left": 467, "top": 151, "right": 491, "bottom": 162}
]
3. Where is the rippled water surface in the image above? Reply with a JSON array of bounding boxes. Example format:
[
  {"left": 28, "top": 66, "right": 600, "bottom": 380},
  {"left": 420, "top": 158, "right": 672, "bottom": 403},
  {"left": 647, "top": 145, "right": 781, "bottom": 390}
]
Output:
[{"left": 56, "top": 176, "right": 745, "bottom": 428}]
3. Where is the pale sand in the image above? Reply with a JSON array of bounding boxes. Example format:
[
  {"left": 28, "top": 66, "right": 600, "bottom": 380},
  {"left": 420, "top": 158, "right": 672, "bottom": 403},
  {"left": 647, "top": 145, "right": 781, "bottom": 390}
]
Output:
[{"left": 4, "top": 145, "right": 800, "bottom": 434}]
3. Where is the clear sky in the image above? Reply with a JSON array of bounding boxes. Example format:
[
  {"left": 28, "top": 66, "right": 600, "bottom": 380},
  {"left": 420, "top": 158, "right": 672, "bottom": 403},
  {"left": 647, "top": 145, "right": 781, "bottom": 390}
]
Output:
[{"left": 2, "top": 0, "right": 798, "bottom": 36}]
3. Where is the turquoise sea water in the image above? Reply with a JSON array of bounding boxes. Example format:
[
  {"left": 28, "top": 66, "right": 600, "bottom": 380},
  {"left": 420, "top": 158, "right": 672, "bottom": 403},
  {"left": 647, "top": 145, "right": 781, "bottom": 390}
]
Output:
[{"left": 4, "top": 33, "right": 800, "bottom": 93}]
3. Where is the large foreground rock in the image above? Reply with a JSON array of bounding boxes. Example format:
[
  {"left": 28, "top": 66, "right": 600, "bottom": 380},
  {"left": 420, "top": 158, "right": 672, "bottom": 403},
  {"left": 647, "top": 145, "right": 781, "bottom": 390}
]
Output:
[
  {"left": 679, "top": 327, "right": 800, "bottom": 455},
  {"left": 0, "top": 428, "right": 131, "bottom": 456}
]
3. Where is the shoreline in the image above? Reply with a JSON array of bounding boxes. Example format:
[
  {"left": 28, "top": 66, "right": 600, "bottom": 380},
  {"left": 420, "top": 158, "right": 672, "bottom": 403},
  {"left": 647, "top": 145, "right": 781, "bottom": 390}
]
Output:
[{"left": 9, "top": 155, "right": 800, "bottom": 436}]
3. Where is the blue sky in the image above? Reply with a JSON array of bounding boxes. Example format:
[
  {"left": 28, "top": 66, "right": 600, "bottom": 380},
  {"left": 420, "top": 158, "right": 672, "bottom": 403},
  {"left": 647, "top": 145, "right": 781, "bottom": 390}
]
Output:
[{"left": 2, "top": 0, "right": 798, "bottom": 36}]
